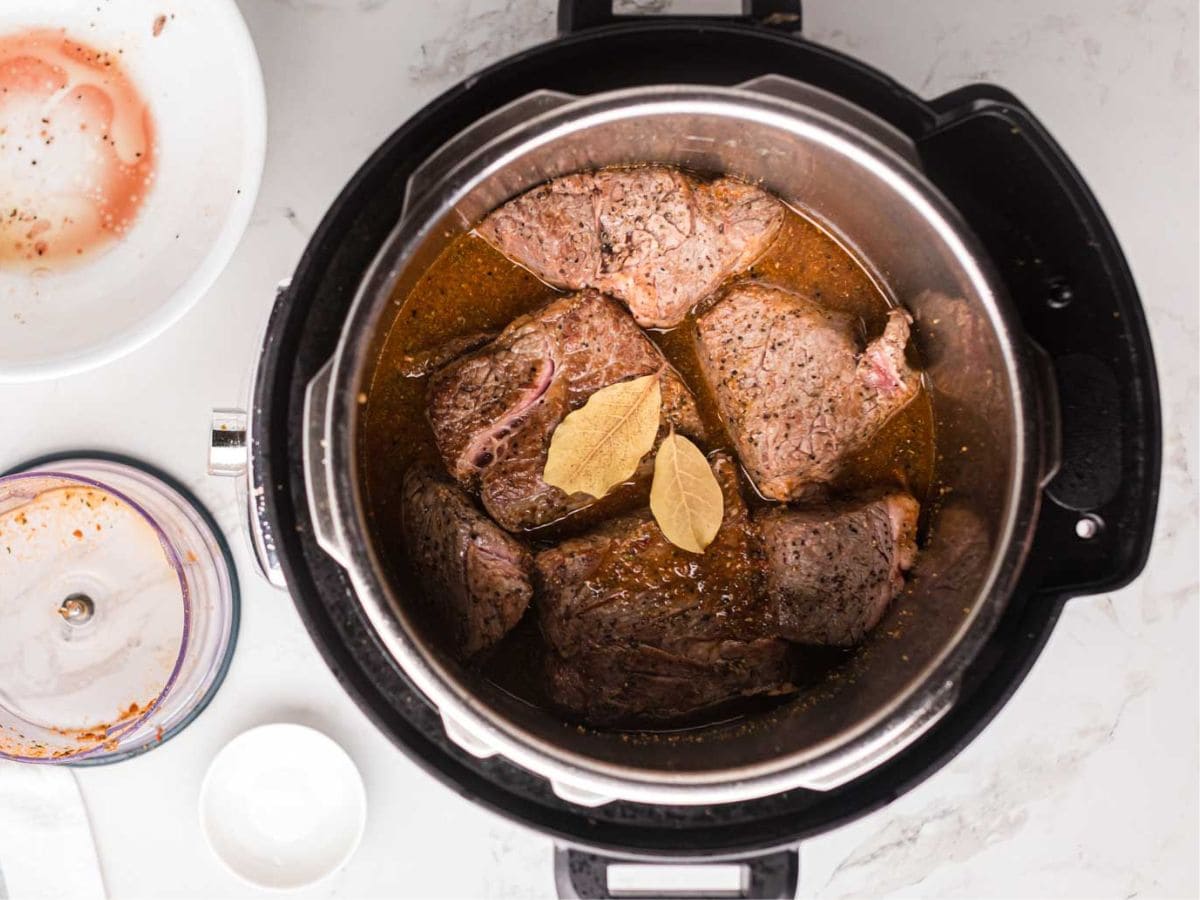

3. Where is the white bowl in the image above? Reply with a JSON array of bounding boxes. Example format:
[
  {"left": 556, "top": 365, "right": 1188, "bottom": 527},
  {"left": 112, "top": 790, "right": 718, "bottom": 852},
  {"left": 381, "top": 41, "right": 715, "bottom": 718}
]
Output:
[
  {"left": 0, "top": 0, "right": 266, "bottom": 382},
  {"left": 199, "top": 724, "right": 368, "bottom": 891}
]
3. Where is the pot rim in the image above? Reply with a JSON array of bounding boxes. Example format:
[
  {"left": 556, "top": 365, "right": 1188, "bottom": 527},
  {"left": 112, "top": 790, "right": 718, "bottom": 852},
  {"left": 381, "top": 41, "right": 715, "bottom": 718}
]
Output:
[{"left": 316, "top": 83, "right": 1044, "bottom": 805}]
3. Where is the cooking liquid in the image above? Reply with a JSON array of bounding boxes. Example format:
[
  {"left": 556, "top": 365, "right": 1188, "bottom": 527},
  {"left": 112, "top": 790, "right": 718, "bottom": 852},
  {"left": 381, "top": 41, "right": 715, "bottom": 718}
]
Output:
[
  {"left": 0, "top": 29, "right": 156, "bottom": 268},
  {"left": 359, "top": 202, "right": 936, "bottom": 728}
]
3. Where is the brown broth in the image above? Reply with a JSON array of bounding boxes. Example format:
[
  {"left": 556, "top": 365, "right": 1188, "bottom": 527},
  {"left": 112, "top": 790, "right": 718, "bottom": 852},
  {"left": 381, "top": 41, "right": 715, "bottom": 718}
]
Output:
[{"left": 358, "top": 201, "right": 936, "bottom": 724}]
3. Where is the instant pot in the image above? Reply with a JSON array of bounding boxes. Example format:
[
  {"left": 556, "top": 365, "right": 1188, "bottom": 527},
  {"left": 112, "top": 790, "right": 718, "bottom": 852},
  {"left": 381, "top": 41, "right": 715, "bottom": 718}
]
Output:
[{"left": 210, "top": 4, "right": 1160, "bottom": 896}]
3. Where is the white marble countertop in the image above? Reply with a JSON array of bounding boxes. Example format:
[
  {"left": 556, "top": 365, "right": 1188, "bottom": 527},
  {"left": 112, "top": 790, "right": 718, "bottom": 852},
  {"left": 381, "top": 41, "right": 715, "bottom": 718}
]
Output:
[{"left": 0, "top": 1, "right": 1196, "bottom": 897}]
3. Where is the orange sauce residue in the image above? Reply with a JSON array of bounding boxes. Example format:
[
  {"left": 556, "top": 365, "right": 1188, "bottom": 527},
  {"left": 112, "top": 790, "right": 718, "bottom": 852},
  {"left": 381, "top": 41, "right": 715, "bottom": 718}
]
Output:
[{"left": 0, "top": 28, "right": 156, "bottom": 268}]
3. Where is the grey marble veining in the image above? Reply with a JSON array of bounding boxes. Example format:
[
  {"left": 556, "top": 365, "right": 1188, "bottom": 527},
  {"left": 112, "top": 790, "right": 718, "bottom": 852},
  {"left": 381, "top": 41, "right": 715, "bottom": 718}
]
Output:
[{"left": 408, "top": 0, "right": 555, "bottom": 83}]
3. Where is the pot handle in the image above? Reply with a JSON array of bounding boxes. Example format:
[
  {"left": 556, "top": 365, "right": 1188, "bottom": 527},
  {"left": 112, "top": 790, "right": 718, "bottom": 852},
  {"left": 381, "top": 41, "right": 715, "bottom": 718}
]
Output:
[
  {"left": 208, "top": 407, "right": 287, "bottom": 590},
  {"left": 302, "top": 357, "right": 353, "bottom": 569},
  {"left": 917, "top": 89, "right": 1161, "bottom": 598},
  {"left": 554, "top": 847, "right": 799, "bottom": 900},
  {"left": 208, "top": 280, "right": 296, "bottom": 590},
  {"left": 557, "top": 1, "right": 802, "bottom": 36},
  {"left": 401, "top": 89, "right": 577, "bottom": 220},
  {"left": 734, "top": 74, "right": 919, "bottom": 168}
]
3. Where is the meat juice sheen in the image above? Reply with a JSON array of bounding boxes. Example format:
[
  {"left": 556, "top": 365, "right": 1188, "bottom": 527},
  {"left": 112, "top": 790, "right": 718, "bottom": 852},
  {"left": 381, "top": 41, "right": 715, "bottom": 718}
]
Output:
[
  {"left": 0, "top": 29, "right": 156, "bottom": 269},
  {"left": 358, "top": 194, "right": 936, "bottom": 729}
]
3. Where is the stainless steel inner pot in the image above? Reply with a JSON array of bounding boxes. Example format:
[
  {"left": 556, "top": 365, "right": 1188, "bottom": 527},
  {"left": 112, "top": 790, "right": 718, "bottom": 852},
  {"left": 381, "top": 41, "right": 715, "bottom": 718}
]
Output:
[{"left": 303, "top": 76, "right": 1049, "bottom": 807}]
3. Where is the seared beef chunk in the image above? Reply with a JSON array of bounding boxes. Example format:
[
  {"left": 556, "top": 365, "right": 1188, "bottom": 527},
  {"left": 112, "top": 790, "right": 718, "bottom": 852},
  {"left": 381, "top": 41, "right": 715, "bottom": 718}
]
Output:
[
  {"left": 534, "top": 453, "right": 792, "bottom": 724},
  {"left": 401, "top": 466, "right": 533, "bottom": 658},
  {"left": 758, "top": 493, "right": 919, "bottom": 647},
  {"left": 427, "top": 291, "right": 702, "bottom": 532},
  {"left": 695, "top": 283, "right": 919, "bottom": 500},
  {"left": 477, "top": 167, "right": 784, "bottom": 328}
]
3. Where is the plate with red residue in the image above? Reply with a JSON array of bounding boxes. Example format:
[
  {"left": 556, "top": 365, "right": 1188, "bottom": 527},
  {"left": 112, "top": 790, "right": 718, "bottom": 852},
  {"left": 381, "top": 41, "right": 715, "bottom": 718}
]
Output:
[{"left": 0, "top": 1, "right": 266, "bottom": 382}]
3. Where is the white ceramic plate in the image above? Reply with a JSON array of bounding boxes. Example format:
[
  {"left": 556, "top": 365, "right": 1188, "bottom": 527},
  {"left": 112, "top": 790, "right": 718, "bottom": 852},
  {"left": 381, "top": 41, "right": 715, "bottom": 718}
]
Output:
[
  {"left": 199, "top": 724, "right": 368, "bottom": 891},
  {"left": 0, "top": 0, "right": 266, "bottom": 382}
]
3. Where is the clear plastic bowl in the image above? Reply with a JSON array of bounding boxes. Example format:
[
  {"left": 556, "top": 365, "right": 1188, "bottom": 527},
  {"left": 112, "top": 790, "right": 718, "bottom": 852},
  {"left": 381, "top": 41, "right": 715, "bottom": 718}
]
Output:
[{"left": 0, "top": 457, "right": 237, "bottom": 763}]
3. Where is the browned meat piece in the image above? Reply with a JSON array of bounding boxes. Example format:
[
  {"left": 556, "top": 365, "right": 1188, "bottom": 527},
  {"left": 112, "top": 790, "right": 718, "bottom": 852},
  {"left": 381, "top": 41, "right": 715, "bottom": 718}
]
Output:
[
  {"left": 534, "top": 453, "right": 793, "bottom": 724},
  {"left": 477, "top": 167, "right": 784, "bottom": 328},
  {"left": 401, "top": 465, "right": 533, "bottom": 658},
  {"left": 695, "top": 283, "right": 920, "bottom": 500},
  {"left": 427, "top": 291, "right": 703, "bottom": 532},
  {"left": 758, "top": 493, "right": 919, "bottom": 647}
]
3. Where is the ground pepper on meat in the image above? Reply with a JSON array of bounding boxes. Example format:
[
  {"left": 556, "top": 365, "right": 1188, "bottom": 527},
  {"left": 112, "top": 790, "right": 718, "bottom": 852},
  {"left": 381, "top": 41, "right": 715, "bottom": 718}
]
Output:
[{"left": 358, "top": 179, "right": 936, "bottom": 728}]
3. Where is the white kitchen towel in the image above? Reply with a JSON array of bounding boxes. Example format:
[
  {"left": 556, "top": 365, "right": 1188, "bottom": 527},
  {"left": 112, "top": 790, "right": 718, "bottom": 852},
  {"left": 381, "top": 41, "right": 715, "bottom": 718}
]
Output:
[{"left": 0, "top": 762, "right": 106, "bottom": 900}]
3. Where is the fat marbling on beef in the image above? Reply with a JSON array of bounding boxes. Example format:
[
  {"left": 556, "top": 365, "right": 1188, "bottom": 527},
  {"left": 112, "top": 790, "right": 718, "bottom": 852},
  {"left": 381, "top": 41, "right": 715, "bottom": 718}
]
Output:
[
  {"left": 534, "top": 452, "right": 793, "bottom": 725},
  {"left": 758, "top": 493, "right": 919, "bottom": 647},
  {"left": 427, "top": 290, "right": 703, "bottom": 532},
  {"left": 401, "top": 465, "right": 533, "bottom": 658},
  {"left": 477, "top": 167, "right": 784, "bottom": 328},
  {"left": 695, "top": 283, "right": 920, "bottom": 501}
]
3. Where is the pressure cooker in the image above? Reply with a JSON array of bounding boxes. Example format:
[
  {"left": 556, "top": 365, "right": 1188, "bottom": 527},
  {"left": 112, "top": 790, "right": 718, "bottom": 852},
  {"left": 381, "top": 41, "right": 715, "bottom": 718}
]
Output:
[{"left": 210, "top": 3, "right": 1159, "bottom": 896}]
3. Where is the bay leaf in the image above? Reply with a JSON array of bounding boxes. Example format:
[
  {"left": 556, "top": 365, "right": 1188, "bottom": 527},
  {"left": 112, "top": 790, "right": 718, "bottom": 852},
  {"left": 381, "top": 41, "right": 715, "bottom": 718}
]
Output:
[
  {"left": 543, "top": 373, "right": 662, "bottom": 499},
  {"left": 650, "top": 432, "right": 724, "bottom": 553}
]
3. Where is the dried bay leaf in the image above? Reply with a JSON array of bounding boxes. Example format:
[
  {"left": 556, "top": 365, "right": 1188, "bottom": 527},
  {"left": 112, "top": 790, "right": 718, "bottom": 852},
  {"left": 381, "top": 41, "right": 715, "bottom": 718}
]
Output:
[
  {"left": 650, "top": 433, "right": 724, "bottom": 553},
  {"left": 543, "top": 373, "right": 662, "bottom": 499}
]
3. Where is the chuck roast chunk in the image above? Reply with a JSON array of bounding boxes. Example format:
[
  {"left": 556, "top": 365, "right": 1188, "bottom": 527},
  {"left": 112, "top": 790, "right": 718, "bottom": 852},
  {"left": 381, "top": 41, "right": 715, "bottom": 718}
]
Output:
[
  {"left": 401, "top": 466, "right": 534, "bottom": 659},
  {"left": 427, "top": 291, "right": 703, "bottom": 532},
  {"left": 477, "top": 167, "right": 784, "bottom": 328},
  {"left": 695, "top": 283, "right": 920, "bottom": 500},
  {"left": 759, "top": 493, "right": 919, "bottom": 647},
  {"left": 534, "top": 453, "right": 792, "bottom": 725}
]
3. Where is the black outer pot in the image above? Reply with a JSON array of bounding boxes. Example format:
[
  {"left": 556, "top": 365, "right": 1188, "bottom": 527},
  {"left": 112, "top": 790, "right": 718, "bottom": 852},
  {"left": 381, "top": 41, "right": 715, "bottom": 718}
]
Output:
[{"left": 249, "top": 3, "right": 1159, "bottom": 895}]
